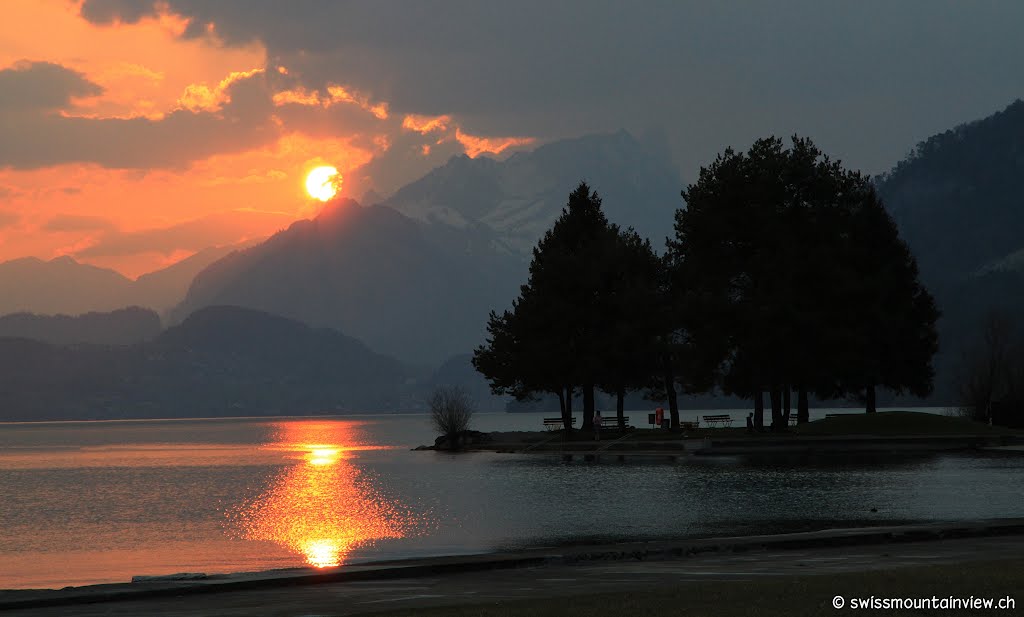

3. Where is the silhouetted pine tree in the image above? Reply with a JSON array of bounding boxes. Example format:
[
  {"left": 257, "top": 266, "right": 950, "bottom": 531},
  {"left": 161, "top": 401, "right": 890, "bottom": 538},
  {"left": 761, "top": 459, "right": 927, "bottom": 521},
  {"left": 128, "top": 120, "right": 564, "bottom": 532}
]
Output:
[
  {"left": 473, "top": 182, "right": 619, "bottom": 431},
  {"left": 669, "top": 136, "right": 938, "bottom": 425}
]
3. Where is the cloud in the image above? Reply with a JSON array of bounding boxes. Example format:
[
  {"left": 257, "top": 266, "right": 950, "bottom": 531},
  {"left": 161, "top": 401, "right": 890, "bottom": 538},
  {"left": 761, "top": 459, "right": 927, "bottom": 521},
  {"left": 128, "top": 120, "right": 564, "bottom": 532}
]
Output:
[
  {"left": 402, "top": 114, "right": 451, "bottom": 134},
  {"left": 454, "top": 128, "right": 533, "bottom": 158},
  {"left": 0, "top": 61, "right": 104, "bottom": 110},
  {"left": 398, "top": 113, "right": 532, "bottom": 158},
  {"left": 78, "top": 0, "right": 157, "bottom": 25},
  {"left": 0, "top": 62, "right": 280, "bottom": 169},
  {"left": 177, "top": 68, "right": 263, "bottom": 112},
  {"left": 43, "top": 214, "right": 116, "bottom": 232},
  {"left": 78, "top": 0, "right": 1024, "bottom": 177}
]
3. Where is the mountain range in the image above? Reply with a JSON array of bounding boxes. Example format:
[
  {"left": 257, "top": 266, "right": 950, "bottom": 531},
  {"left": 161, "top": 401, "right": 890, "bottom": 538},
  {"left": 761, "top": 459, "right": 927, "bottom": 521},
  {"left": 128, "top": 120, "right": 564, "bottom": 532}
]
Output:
[
  {"left": 379, "top": 130, "right": 681, "bottom": 253},
  {"left": 0, "top": 306, "right": 412, "bottom": 421},
  {"left": 4, "top": 110, "right": 1024, "bottom": 416},
  {"left": 171, "top": 199, "right": 524, "bottom": 365},
  {"left": 0, "top": 306, "right": 160, "bottom": 346},
  {"left": 171, "top": 131, "right": 682, "bottom": 365},
  {"left": 0, "top": 244, "right": 241, "bottom": 318},
  {"left": 877, "top": 99, "right": 1024, "bottom": 401}
]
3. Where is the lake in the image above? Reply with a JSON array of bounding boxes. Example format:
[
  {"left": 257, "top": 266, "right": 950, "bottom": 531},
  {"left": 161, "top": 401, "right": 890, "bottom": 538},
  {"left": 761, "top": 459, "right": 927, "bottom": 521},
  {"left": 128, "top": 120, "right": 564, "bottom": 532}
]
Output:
[{"left": 2, "top": 409, "right": 1023, "bottom": 589}]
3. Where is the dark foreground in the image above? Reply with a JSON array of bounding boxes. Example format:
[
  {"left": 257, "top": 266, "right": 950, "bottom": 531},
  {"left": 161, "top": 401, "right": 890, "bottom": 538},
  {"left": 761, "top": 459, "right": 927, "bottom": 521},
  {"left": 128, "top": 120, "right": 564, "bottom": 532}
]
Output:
[{"left": 3, "top": 521, "right": 1021, "bottom": 617}]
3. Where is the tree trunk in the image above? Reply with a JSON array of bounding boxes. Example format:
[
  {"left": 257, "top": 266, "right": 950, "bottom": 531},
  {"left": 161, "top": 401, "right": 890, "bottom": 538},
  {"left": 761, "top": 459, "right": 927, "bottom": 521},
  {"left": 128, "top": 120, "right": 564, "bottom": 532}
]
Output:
[
  {"left": 865, "top": 383, "right": 877, "bottom": 414},
  {"left": 563, "top": 385, "right": 574, "bottom": 430},
  {"left": 616, "top": 385, "right": 626, "bottom": 429},
  {"left": 783, "top": 387, "right": 791, "bottom": 424},
  {"left": 662, "top": 353, "right": 680, "bottom": 429},
  {"left": 797, "top": 387, "right": 809, "bottom": 424},
  {"left": 754, "top": 390, "right": 764, "bottom": 430},
  {"left": 770, "top": 388, "right": 783, "bottom": 431},
  {"left": 582, "top": 384, "right": 595, "bottom": 430}
]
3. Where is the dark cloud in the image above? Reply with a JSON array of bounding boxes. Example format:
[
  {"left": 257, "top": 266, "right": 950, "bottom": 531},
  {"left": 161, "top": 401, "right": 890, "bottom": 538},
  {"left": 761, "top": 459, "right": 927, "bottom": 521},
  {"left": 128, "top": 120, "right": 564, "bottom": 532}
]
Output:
[
  {"left": 78, "top": 0, "right": 156, "bottom": 25},
  {"left": 347, "top": 130, "right": 466, "bottom": 200},
  {"left": 0, "top": 61, "right": 103, "bottom": 111},
  {"left": 43, "top": 214, "right": 116, "bottom": 232},
  {"left": 270, "top": 95, "right": 389, "bottom": 140},
  {"left": 78, "top": 0, "right": 1024, "bottom": 175},
  {"left": 0, "top": 65, "right": 279, "bottom": 169}
]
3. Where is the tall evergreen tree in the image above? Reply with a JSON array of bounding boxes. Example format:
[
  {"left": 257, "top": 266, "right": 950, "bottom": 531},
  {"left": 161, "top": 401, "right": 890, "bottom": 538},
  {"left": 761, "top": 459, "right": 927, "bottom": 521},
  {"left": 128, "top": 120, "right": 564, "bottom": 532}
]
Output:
[
  {"left": 833, "top": 182, "right": 940, "bottom": 410},
  {"left": 596, "top": 228, "right": 663, "bottom": 429},
  {"left": 669, "top": 136, "right": 939, "bottom": 424},
  {"left": 474, "top": 182, "right": 619, "bottom": 431}
]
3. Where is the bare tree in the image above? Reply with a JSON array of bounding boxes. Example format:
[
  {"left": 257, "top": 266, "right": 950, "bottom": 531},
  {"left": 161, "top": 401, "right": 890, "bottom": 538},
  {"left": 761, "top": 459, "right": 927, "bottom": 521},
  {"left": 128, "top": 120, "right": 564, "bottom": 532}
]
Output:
[
  {"left": 957, "top": 312, "right": 1015, "bottom": 421},
  {"left": 429, "top": 385, "right": 475, "bottom": 449}
]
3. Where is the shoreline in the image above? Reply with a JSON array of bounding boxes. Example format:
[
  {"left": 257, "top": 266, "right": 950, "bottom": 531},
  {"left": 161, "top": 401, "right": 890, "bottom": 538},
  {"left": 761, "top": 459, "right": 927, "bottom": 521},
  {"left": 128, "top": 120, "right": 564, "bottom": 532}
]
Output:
[
  {"left": 419, "top": 430, "right": 1024, "bottom": 456},
  {"left": 3, "top": 518, "right": 1023, "bottom": 612}
]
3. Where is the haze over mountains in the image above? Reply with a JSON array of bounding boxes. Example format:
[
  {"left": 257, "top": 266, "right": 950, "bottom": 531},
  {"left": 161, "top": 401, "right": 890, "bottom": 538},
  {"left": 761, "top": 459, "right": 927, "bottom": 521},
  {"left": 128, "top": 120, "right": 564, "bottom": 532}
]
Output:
[
  {"left": 379, "top": 131, "right": 681, "bottom": 253},
  {"left": 172, "top": 131, "right": 682, "bottom": 365},
  {"left": 0, "top": 307, "right": 160, "bottom": 346},
  {"left": 4, "top": 108, "right": 1024, "bottom": 419},
  {"left": 172, "top": 199, "right": 524, "bottom": 365},
  {"left": 0, "top": 244, "right": 241, "bottom": 318},
  {"left": 0, "top": 306, "right": 411, "bottom": 421},
  {"left": 878, "top": 99, "right": 1024, "bottom": 401}
]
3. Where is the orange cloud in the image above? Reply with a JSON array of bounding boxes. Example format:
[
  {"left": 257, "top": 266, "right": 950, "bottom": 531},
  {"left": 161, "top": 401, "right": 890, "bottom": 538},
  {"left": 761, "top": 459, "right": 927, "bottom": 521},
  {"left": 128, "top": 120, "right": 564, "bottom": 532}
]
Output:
[
  {"left": 271, "top": 84, "right": 388, "bottom": 121},
  {"left": 177, "top": 68, "right": 264, "bottom": 113},
  {"left": 402, "top": 114, "right": 452, "bottom": 134},
  {"left": 0, "top": 1, "right": 264, "bottom": 120},
  {"left": 0, "top": 127, "right": 383, "bottom": 276},
  {"left": 400, "top": 114, "right": 533, "bottom": 158},
  {"left": 455, "top": 128, "right": 534, "bottom": 158},
  {"left": 272, "top": 87, "right": 321, "bottom": 107},
  {"left": 325, "top": 85, "right": 388, "bottom": 119},
  {"left": 0, "top": 1, "right": 538, "bottom": 280}
]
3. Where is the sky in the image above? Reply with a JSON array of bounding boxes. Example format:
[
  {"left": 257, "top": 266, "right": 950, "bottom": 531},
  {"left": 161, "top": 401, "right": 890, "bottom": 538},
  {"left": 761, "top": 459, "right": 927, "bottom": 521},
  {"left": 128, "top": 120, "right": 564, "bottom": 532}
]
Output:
[{"left": 1, "top": 0, "right": 1022, "bottom": 277}]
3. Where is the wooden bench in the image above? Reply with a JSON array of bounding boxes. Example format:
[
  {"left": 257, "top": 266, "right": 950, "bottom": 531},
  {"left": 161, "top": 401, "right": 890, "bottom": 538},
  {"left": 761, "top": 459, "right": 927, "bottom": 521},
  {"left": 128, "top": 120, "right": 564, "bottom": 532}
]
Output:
[
  {"left": 543, "top": 417, "right": 575, "bottom": 430},
  {"left": 598, "top": 416, "right": 629, "bottom": 429},
  {"left": 788, "top": 415, "right": 799, "bottom": 426},
  {"left": 680, "top": 420, "right": 699, "bottom": 431},
  {"left": 702, "top": 414, "right": 733, "bottom": 428}
]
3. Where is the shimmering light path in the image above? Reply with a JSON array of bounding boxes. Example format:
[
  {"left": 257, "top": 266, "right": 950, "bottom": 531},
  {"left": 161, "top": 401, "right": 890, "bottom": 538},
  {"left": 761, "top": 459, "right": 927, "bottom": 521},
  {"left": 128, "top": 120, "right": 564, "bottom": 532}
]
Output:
[{"left": 233, "top": 421, "right": 418, "bottom": 568}]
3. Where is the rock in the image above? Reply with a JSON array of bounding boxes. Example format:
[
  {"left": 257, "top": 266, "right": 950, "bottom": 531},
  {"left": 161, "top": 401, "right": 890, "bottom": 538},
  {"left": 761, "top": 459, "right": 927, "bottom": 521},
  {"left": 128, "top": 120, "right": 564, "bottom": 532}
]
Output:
[{"left": 432, "top": 430, "right": 493, "bottom": 450}]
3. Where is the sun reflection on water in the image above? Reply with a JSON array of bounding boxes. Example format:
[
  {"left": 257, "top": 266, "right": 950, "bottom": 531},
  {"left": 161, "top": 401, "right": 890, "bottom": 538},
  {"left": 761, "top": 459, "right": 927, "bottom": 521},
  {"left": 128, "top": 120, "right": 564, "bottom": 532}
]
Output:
[{"left": 233, "top": 421, "right": 418, "bottom": 568}]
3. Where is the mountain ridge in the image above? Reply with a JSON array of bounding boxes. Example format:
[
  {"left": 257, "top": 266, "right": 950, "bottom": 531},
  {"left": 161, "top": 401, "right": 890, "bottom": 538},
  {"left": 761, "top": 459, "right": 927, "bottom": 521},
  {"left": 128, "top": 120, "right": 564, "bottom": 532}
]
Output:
[{"left": 0, "top": 305, "right": 413, "bottom": 421}]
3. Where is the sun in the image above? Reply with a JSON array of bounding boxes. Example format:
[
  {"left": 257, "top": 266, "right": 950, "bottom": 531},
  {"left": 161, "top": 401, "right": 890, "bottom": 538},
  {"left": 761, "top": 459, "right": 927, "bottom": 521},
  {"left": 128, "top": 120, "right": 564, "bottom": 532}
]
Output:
[{"left": 305, "top": 166, "right": 340, "bottom": 201}]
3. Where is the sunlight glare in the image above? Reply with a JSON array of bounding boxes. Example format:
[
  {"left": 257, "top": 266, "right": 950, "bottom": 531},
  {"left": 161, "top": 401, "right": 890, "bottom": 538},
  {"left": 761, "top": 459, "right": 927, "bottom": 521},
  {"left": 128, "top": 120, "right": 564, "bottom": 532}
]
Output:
[
  {"left": 232, "top": 422, "right": 421, "bottom": 569},
  {"left": 305, "top": 166, "right": 340, "bottom": 201}
]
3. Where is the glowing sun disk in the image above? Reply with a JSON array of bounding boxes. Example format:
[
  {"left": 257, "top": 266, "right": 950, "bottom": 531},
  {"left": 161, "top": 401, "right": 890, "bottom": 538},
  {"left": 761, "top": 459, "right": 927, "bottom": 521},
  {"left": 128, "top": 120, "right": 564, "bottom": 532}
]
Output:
[{"left": 306, "top": 166, "right": 339, "bottom": 201}]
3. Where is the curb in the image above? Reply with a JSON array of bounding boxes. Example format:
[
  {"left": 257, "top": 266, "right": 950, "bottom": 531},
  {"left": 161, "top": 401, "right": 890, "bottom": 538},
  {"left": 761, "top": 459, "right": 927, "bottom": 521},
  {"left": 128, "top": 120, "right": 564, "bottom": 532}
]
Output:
[{"left": 3, "top": 518, "right": 1023, "bottom": 611}]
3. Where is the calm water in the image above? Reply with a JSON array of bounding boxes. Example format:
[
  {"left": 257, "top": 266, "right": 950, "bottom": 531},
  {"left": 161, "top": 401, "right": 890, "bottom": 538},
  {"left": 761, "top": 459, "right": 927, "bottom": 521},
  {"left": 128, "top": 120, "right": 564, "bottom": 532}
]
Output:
[{"left": 1, "top": 409, "right": 1023, "bottom": 590}]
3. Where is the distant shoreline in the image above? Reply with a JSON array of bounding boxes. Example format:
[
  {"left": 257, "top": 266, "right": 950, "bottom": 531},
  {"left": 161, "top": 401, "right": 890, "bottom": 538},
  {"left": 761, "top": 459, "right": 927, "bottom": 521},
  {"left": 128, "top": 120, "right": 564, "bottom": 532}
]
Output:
[{"left": 417, "top": 411, "right": 1024, "bottom": 455}]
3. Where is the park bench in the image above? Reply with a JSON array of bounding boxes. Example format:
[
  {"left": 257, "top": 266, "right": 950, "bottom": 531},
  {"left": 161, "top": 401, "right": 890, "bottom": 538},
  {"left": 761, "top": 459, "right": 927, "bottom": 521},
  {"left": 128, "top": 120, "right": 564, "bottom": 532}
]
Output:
[
  {"left": 788, "top": 415, "right": 799, "bottom": 426},
  {"left": 825, "top": 413, "right": 846, "bottom": 419},
  {"left": 702, "top": 414, "right": 733, "bottom": 428},
  {"left": 680, "top": 420, "right": 699, "bottom": 430},
  {"left": 543, "top": 417, "right": 576, "bottom": 430},
  {"left": 598, "top": 416, "right": 629, "bottom": 429}
]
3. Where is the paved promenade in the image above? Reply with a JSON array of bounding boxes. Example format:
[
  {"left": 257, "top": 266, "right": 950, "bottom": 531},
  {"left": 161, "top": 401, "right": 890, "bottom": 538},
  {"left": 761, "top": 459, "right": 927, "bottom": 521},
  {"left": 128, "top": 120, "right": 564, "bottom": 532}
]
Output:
[{"left": 3, "top": 519, "right": 1022, "bottom": 616}]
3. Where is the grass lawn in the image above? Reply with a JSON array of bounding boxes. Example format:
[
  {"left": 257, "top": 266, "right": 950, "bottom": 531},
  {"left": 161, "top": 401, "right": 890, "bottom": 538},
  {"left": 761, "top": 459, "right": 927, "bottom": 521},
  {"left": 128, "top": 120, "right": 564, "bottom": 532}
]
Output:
[
  {"left": 356, "top": 558, "right": 1023, "bottom": 617},
  {"left": 793, "top": 410, "right": 1020, "bottom": 437},
  {"left": 480, "top": 411, "right": 1021, "bottom": 451}
]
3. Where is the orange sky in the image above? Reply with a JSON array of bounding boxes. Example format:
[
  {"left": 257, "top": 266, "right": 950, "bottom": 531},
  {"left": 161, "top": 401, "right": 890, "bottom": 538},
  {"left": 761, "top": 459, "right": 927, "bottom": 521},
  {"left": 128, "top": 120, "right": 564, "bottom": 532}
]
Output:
[{"left": 0, "top": 1, "right": 533, "bottom": 278}]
